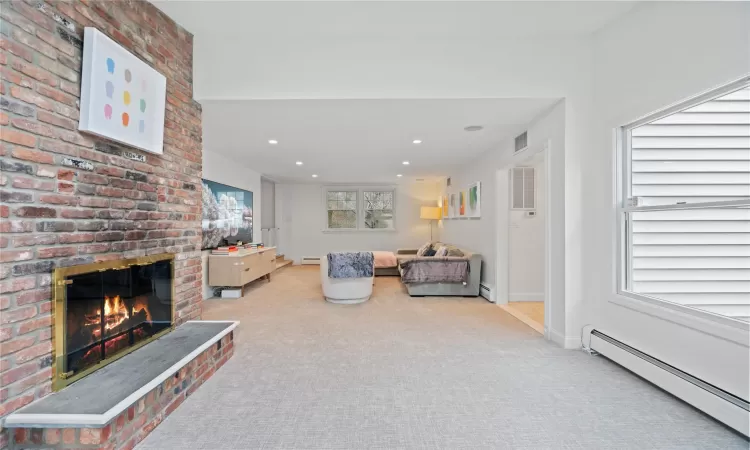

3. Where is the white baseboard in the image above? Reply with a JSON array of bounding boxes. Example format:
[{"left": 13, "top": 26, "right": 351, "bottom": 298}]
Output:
[
  {"left": 587, "top": 330, "right": 749, "bottom": 436},
  {"left": 508, "top": 292, "right": 544, "bottom": 302},
  {"left": 548, "top": 328, "right": 580, "bottom": 349}
]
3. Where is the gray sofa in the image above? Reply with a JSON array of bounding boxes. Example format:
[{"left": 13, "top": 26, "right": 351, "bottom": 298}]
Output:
[{"left": 396, "top": 247, "right": 482, "bottom": 297}]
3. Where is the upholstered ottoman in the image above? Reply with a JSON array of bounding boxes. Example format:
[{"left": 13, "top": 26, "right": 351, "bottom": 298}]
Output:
[{"left": 320, "top": 253, "right": 374, "bottom": 304}]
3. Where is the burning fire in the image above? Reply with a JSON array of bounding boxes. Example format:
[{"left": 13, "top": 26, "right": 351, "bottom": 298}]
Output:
[{"left": 87, "top": 295, "right": 152, "bottom": 336}]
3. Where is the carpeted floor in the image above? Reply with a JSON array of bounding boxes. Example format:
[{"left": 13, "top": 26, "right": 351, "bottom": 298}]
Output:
[{"left": 137, "top": 266, "right": 746, "bottom": 449}]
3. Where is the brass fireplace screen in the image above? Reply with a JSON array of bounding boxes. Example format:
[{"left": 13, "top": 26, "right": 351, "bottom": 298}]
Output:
[{"left": 53, "top": 253, "right": 174, "bottom": 391}]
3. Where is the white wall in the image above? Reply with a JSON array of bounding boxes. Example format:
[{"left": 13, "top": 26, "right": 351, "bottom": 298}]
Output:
[
  {"left": 191, "top": 30, "right": 594, "bottom": 345},
  {"left": 509, "top": 156, "right": 546, "bottom": 302},
  {"left": 260, "top": 178, "right": 275, "bottom": 230},
  {"left": 201, "top": 150, "right": 263, "bottom": 299},
  {"left": 441, "top": 101, "right": 566, "bottom": 338},
  {"left": 277, "top": 181, "right": 440, "bottom": 262},
  {"left": 585, "top": 1, "right": 750, "bottom": 399}
]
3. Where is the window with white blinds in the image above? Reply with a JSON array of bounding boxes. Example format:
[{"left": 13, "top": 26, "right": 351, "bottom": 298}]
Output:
[{"left": 619, "top": 80, "right": 750, "bottom": 323}]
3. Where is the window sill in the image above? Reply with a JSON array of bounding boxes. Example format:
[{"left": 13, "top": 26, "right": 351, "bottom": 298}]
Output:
[
  {"left": 322, "top": 228, "right": 397, "bottom": 233},
  {"left": 610, "top": 291, "right": 749, "bottom": 347}
]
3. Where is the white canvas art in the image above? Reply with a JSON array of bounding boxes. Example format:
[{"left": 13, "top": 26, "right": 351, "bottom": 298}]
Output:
[
  {"left": 467, "top": 182, "right": 481, "bottom": 218},
  {"left": 78, "top": 28, "right": 166, "bottom": 155}
]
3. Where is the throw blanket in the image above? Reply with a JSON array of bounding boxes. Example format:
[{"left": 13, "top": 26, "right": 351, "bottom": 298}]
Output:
[
  {"left": 373, "top": 251, "right": 398, "bottom": 268},
  {"left": 400, "top": 258, "right": 469, "bottom": 283},
  {"left": 327, "top": 252, "right": 374, "bottom": 278}
]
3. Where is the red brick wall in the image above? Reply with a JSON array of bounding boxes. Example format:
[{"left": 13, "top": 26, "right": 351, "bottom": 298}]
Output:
[
  {"left": 0, "top": 1, "right": 203, "bottom": 447},
  {"left": 12, "top": 331, "right": 234, "bottom": 450}
]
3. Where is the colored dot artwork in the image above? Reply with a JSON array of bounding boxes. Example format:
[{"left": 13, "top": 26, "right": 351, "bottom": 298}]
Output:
[{"left": 102, "top": 57, "right": 146, "bottom": 133}]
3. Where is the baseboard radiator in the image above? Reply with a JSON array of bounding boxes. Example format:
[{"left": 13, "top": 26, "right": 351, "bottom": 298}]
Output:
[
  {"left": 582, "top": 327, "right": 749, "bottom": 436},
  {"left": 479, "top": 283, "right": 494, "bottom": 303}
]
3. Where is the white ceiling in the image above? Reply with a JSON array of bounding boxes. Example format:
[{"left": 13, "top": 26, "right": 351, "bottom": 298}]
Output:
[
  {"left": 203, "top": 98, "right": 558, "bottom": 183},
  {"left": 154, "top": 1, "right": 636, "bottom": 39},
  {"left": 151, "top": 1, "right": 635, "bottom": 182}
]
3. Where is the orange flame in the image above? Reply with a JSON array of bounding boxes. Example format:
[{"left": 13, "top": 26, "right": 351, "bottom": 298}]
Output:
[{"left": 92, "top": 295, "right": 151, "bottom": 332}]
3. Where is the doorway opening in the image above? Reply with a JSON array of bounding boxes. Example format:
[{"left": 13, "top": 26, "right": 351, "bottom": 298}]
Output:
[{"left": 496, "top": 143, "right": 551, "bottom": 336}]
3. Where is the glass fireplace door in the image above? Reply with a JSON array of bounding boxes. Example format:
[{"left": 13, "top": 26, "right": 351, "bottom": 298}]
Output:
[{"left": 56, "top": 256, "right": 173, "bottom": 388}]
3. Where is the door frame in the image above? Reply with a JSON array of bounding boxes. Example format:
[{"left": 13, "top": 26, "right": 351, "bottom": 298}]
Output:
[{"left": 495, "top": 140, "right": 553, "bottom": 337}]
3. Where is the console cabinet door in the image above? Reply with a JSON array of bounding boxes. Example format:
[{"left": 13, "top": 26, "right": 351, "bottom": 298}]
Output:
[
  {"left": 209, "top": 257, "right": 242, "bottom": 287},
  {"left": 241, "top": 253, "right": 261, "bottom": 285},
  {"left": 263, "top": 249, "right": 276, "bottom": 274}
]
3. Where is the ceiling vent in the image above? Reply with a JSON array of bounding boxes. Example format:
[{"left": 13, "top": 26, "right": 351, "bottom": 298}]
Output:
[
  {"left": 514, "top": 131, "right": 528, "bottom": 153},
  {"left": 511, "top": 167, "right": 535, "bottom": 210}
]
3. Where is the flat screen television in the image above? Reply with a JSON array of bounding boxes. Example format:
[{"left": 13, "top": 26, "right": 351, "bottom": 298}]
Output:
[{"left": 201, "top": 179, "right": 253, "bottom": 249}]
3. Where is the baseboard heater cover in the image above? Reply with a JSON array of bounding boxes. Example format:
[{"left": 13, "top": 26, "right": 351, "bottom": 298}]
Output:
[
  {"left": 583, "top": 327, "right": 749, "bottom": 436},
  {"left": 479, "top": 283, "right": 494, "bottom": 302}
]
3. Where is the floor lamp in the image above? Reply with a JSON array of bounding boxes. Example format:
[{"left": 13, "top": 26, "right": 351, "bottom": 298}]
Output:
[{"left": 420, "top": 206, "right": 442, "bottom": 242}]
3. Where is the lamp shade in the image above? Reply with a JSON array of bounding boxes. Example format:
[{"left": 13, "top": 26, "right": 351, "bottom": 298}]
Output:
[{"left": 420, "top": 206, "right": 442, "bottom": 220}]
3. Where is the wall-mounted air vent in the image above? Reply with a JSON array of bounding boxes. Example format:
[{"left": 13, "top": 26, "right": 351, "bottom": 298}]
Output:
[
  {"left": 514, "top": 131, "right": 528, "bottom": 153},
  {"left": 511, "top": 167, "right": 535, "bottom": 210},
  {"left": 301, "top": 257, "right": 321, "bottom": 265}
]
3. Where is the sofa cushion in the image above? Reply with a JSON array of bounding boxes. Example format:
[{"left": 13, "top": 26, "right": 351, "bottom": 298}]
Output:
[
  {"left": 434, "top": 246, "right": 449, "bottom": 257},
  {"left": 423, "top": 248, "right": 437, "bottom": 257},
  {"left": 446, "top": 247, "right": 464, "bottom": 257},
  {"left": 416, "top": 242, "right": 432, "bottom": 256}
]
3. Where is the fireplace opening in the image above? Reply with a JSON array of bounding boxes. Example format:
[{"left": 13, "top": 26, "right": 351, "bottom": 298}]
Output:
[{"left": 54, "top": 254, "right": 174, "bottom": 390}]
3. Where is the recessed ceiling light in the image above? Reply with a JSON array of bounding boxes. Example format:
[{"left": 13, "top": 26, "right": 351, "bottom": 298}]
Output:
[
  {"left": 268, "top": 139, "right": 278, "bottom": 144},
  {"left": 312, "top": 174, "right": 318, "bottom": 178},
  {"left": 412, "top": 139, "right": 422, "bottom": 144},
  {"left": 296, "top": 161, "right": 303, "bottom": 165},
  {"left": 397, "top": 174, "right": 403, "bottom": 177},
  {"left": 464, "top": 125, "right": 483, "bottom": 132},
  {"left": 402, "top": 161, "right": 410, "bottom": 165}
]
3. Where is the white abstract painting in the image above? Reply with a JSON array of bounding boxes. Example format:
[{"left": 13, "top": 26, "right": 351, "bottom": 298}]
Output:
[{"left": 79, "top": 28, "right": 166, "bottom": 155}]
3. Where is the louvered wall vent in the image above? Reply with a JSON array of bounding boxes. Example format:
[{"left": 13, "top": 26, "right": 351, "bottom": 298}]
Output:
[
  {"left": 514, "top": 131, "right": 528, "bottom": 153},
  {"left": 511, "top": 167, "right": 535, "bottom": 210}
]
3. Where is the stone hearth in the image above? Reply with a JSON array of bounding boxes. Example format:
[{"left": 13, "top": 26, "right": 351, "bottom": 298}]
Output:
[{"left": 5, "top": 322, "right": 236, "bottom": 450}]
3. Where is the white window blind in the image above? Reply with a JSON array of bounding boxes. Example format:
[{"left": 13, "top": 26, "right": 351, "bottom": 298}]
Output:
[{"left": 621, "top": 82, "right": 750, "bottom": 323}]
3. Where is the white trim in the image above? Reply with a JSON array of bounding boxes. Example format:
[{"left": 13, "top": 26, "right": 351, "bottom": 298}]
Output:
[
  {"left": 586, "top": 329, "right": 749, "bottom": 436},
  {"left": 4, "top": 321, "right": 238, "bottom": 428},
  {"left": 496, "top": 140, "right": 556, "bottom": 342},
  {"left": 494, "top": 168, "right": 509, "bottom": 305},
  {"left": 610, "top": 293, "right": 749, "bottom": 346},
  {"left": 622, "top": 76, "right": 750, "bottom": 131},
  {"left": 508, "top": 292, "right": 544, "bottom": 302},
  {"left": 621, "top": 199, "right": 750, "bottom": 214},
  {"left": 614, "top": 78, "right": 750, "bottom": 337},
  {"left": 548, "top": 328, "right": 579, "bottom": 350}
]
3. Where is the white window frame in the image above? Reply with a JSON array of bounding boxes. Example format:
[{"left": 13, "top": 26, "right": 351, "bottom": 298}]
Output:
[
  {"left": 614, "top": 77, "right": 750, "bottom": 342},
  {"left": 322, "top": 186, "right": 397, "bottom": 232}
]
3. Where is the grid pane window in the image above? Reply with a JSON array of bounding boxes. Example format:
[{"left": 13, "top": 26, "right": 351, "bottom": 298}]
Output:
[
  {"left": 327, "top": 191, "right": 357, "bottom": 228},
  {"left": 621, "top": 84, "right": 750, "bottom": 323},
  {"left": 363, "top": 191, "right": 394, "bottom": 229}
]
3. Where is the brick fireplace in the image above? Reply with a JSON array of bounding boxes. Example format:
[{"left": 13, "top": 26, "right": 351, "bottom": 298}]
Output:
[{"left": 0, "top": 1, "right": 203, "bottom": 448}]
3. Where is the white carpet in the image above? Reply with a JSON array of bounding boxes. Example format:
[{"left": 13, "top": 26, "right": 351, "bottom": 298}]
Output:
[{"left": 137, "top": 267, "right": 747, "bottom": 449}]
